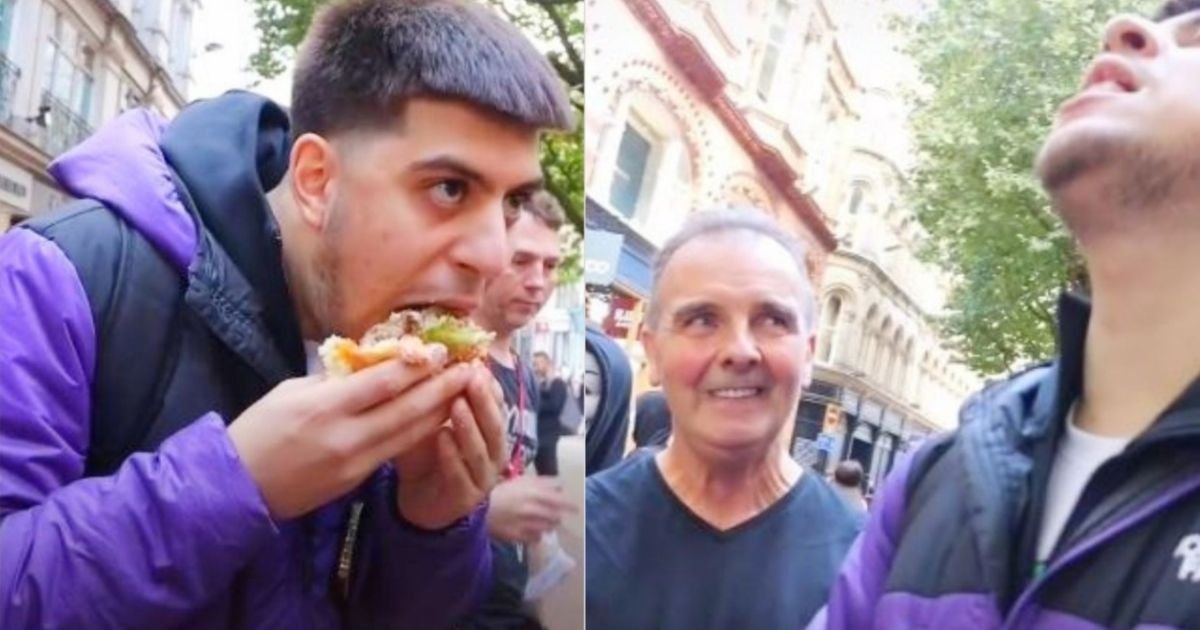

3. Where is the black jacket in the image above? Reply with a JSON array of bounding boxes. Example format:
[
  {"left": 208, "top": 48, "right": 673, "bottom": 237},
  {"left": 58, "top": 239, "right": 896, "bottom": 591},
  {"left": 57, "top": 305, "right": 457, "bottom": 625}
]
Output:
[{"left": 825, "top": 293, "right": 1200, "bottom": 628}]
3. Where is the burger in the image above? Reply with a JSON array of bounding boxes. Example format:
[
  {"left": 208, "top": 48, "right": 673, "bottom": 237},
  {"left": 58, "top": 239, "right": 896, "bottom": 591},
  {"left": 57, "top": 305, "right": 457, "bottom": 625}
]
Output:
[{"left": 319, "top": 309, "right": 494, "bottom": 376}]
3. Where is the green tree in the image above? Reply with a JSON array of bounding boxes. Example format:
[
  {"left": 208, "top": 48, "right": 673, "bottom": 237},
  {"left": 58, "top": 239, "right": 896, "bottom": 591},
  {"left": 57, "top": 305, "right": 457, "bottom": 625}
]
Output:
[
  {"left": 894, "top": 0, "right": 1152, "bottom": 375},
  {"left": 248, "top": 0, "right": 585, "bottom": 282}
]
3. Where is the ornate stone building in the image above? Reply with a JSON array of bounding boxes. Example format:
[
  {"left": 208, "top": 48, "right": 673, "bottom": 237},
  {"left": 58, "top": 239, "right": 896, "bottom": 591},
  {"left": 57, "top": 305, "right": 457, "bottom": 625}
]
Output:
[
  {"left": 0, "top": 0, "right": 194, "bottom": 230},
  {"left": 583, "top": 0, "right": 839, "bottom": 382}
]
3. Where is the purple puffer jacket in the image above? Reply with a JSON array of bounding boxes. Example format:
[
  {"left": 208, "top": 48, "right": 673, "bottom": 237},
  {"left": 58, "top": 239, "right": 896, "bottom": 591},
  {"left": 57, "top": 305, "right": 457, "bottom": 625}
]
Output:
[{"left": 0, "top": 105, "right": 490, "bottom": 629}]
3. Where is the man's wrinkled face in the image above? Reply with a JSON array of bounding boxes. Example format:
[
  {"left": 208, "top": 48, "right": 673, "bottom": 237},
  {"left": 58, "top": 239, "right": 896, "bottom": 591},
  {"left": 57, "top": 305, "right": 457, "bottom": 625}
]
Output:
[
  {"left": 1036, "top": 10, "right": 1200, "bottom": 233},
  {"left": 642, "top": 231, "right": 815, "bottom": 456},
  {"left": 477, "top": 211, "right": 562, "bottom": 334},
  {"left": 290, "top": 97, "right": 544, "bottom": 339}
]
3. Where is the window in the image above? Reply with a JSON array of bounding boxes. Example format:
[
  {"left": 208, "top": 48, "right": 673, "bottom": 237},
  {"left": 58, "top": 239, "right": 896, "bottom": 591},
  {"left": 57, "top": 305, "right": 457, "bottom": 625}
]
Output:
[
  {"left": 132, "top": 0, "right": 163, "bottom": 37},
  {"left": 817, "top": 296, "right": 842, "bottom": 363},
  {"left": 169, "top": 0, "right": 193, "bottom": 80},
  {"left": 0, "top": 0, "right": 15, "bottom": 54},
  {"left": 609, "top": 122, "right": 653, "bottom": 218},
  {"left": 756, "top": 0, "right": 791, "bottom": 99},
  {"left": 41, "top": 10, "right": 95, "bottom": 121},
  {"left": 808, "top": 88, "right": 838, "bottom": 186},
  {"left": 847, "top": 182, "right": 867, "bottom": 215},
  {"left": 672, "top": 144, "right": 692, "bottom": 211}
]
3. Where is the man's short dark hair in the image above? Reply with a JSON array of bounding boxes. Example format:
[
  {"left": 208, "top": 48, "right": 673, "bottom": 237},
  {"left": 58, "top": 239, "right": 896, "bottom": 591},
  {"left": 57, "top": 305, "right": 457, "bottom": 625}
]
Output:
[
  {"left": 534, "top": 350, "right": 551, "bottom": 362},
  {"left": 1157, "top": 0, "right": 1200, "bottom": 19},
  {"left": 833, "top": 460, "right": 864, "bottom": 490},
  {"left": 519, "top": 190, "right": 567, "bottom": 231},
  {"left": 291, "top": 0, "right": 574, "bottom": 140}
]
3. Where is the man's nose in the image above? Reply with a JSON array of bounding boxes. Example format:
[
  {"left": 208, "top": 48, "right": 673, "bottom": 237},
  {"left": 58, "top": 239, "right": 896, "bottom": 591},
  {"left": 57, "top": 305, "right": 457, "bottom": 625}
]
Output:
[
  {"left": 449, "top": 207, "right": 508, "bottom": 281},
  {"left": 524, "top": 264, "right": 548, "bottom": 294},
  {"left": 1102, "top": 14, "right": 1162, "bottom": 59},
  {"left": 717, "top": 324, "right": 762, "bottom": 371}
]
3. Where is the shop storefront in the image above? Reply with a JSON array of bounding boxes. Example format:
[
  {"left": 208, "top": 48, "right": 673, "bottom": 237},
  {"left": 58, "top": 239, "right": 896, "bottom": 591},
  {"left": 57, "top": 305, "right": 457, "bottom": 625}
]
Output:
[
  {"left": 795, "top": 376, "right": 921, "bottom": 485},
  {"left": 585, "top": 197, "right": 660, "bottom": 391}
]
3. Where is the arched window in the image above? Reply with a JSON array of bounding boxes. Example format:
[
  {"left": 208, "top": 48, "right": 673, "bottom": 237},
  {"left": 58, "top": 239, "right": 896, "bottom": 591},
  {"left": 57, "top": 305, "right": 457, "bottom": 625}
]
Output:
[
  {"left": 859, "top": 305, "right": 879, "bottom": 371},
  {"left": 877, "top": 317, "right": 894, "bottom": 382},
  {"left": 847, "top": 181, "right": 869, "bottom": 215},
  {"left": 817, "top": 295, "right": 843, "bottom": 362}
]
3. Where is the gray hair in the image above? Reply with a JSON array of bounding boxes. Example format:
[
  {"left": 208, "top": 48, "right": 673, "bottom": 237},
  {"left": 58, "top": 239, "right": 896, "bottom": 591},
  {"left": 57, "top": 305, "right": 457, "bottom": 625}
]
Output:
[{"left": 644, "top": 208, "right": 818, "bottom": 332}]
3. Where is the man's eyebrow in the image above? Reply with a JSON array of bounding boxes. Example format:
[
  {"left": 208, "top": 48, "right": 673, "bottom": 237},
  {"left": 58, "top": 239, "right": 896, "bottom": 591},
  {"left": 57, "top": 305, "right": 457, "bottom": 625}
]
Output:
[
  {"left": 1166, "top": 9, "right": 1200, "bottom": 31},
  {"left": 1185, "top": 12, "right": 1200, "bottom": 33},
  {"left": 671, "top": 301, "right": 716, "bottom": 323},
  {"left": 408, "top": 157, "right": 543, "bottom": 195},
  {"left": 759, "top": 299, "right": 797, "bottom": 314},
  {"left": 411, "top": 155, "right": 488, "bottom": 186}
]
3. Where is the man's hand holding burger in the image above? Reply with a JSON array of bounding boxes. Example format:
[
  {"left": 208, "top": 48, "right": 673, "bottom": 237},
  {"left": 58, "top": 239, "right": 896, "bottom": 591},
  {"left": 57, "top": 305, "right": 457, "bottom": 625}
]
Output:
[
  {"left": 393, "top": 362, "right": 507, "bottom": 530},
  {"left": 228, "top": 310, "right": 506, "bottom": 524}
]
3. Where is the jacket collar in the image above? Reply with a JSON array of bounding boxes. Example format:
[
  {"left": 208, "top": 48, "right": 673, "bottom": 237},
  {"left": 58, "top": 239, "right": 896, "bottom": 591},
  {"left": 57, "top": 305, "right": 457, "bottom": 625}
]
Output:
[{"left": 160, "top": 92, "right": 305, "bottom": 381}]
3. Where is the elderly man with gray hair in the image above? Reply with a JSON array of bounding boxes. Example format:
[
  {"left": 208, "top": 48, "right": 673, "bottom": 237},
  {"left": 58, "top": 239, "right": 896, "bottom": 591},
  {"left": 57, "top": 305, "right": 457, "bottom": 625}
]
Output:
[{"left": 585, "top": 209, "right": 862, "bottom": 629}]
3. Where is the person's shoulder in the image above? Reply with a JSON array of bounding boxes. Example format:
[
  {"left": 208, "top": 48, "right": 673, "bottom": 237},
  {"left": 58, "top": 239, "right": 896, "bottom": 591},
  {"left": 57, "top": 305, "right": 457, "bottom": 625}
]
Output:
[{"left": 586, "top": 453, "right": 656, "bottom": 504}]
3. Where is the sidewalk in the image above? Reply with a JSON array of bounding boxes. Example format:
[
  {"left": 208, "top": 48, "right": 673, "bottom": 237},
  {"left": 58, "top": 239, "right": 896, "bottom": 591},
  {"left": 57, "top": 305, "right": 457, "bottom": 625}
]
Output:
[{"left": 535, "top": 434, "right": 584, "bottom": 630}]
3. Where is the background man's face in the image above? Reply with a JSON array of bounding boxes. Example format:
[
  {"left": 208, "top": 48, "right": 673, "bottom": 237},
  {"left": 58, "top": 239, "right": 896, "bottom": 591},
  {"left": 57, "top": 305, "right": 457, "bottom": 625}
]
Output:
[
  {"left": 584, "top": 351, "right": 602, "bottom": 426},
  {"left": 534, "top": 354, "right": 552, "bottom": 378},
  {"left": 300, "top": 97, "right": 543, "bottom": 339},
  {"left": 643, "top": 232, "right": 815, "bottom": 456},
  {"left": 1036, "top": 10, "right": 1200, "bottom": 236},
  {"left": 477, "top": 211, "right": 562, "bottom": 334}
]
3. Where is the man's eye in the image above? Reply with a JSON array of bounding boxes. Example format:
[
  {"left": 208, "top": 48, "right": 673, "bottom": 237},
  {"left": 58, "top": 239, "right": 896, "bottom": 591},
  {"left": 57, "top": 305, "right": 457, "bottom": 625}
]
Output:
[
  {"left": 683, "top": 313, "right": 717, "bottom": 330},
  {"left": 762, "top": 314, "right": 792, "bottom": 329},
  {"left": 431, "top": 180, "right": 468, "bottom": 207},
  {"left": 505, "top": 192, "right": 529, "bottom": 212}
]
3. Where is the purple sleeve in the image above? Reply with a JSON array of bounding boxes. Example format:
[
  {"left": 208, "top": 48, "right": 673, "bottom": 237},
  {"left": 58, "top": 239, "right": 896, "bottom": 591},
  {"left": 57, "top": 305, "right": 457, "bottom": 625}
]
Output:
[
  {"left": 0, "top": 229, "right": 278, "bottom": 627},
  {"left": 818, "top": 450, "right": 915, "bottom": 630},
  {"left": 349, "top": 468, "right": 492, "bottom": 629}
]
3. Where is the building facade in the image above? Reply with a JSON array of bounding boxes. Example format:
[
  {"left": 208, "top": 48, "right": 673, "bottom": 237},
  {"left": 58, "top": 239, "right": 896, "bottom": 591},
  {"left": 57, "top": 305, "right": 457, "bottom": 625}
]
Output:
[
  {"left": 584, "top": 0, "right": 978, "bottom": 485},
  {"left": 790, "top": 5, "right": 979, "bottom": 488},
  {"left": 583, "top": 0, "right": 840, "bottom": 388},
  {"left": 0, "top": 0, "right": 194, "bottom": 230}
]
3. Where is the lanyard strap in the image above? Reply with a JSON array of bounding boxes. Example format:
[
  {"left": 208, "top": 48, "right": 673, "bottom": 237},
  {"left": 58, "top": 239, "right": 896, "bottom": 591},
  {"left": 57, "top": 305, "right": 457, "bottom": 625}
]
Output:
[{"left": 507, "top": 357, "right": 526, "bottom": 478}]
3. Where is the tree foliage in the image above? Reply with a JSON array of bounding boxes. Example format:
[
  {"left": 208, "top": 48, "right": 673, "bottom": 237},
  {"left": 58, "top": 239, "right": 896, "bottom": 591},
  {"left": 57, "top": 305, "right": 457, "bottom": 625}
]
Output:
[
  {"left": 894, "top": 0, "right": 1153, "bottom": 374},
  {"left": 249, "top": 0, "right": 585, "bottom": 283}
]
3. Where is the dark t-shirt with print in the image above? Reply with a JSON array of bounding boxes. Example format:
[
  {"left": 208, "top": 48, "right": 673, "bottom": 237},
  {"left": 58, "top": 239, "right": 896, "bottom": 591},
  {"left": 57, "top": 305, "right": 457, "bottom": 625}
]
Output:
[{"left": 460, "top": 356, "right": 541, "bottom": 629}]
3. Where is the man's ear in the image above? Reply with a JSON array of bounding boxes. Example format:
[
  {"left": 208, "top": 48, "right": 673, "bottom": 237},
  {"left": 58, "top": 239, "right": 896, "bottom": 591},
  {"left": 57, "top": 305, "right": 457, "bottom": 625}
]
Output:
[
  {"left": 290, "top": 133, "right": 338, "bottom": 231},
  {"left": 642, "top": 327, "right": 662, "bottom": 387}
]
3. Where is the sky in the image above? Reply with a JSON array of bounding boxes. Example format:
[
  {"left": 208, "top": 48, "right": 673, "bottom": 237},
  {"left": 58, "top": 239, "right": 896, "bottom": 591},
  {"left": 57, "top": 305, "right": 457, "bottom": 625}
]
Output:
[{"left": 189, "top": 0, "right": 293, "bottom": 106}]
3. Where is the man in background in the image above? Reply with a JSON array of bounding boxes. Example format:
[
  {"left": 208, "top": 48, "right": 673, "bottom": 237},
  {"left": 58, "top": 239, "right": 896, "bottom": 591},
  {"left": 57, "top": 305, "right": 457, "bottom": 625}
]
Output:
[
  {"left": 466, "top": 191, "right": 578, "bottom": 629},
  {"left": 632, "top": 389, "right": 672, "bottom": 451},
  {"left": 587, "top": 210, "right": 861, "bottom": 628},
  {"left": 584, "top": 325, "right": 633, "bottom": 476},
  {"left": 830, "top": 460, "right": 869, "bottom": 524},
  {"left": 534, "top": 350, "right": 569, "bottom": 476}
]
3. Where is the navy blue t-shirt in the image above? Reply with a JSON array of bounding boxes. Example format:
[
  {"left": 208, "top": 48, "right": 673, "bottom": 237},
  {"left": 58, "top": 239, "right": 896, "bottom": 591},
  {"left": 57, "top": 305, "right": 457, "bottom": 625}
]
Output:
[{"left": 586, "top": 454, "right": 862, "bottom": 629}]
